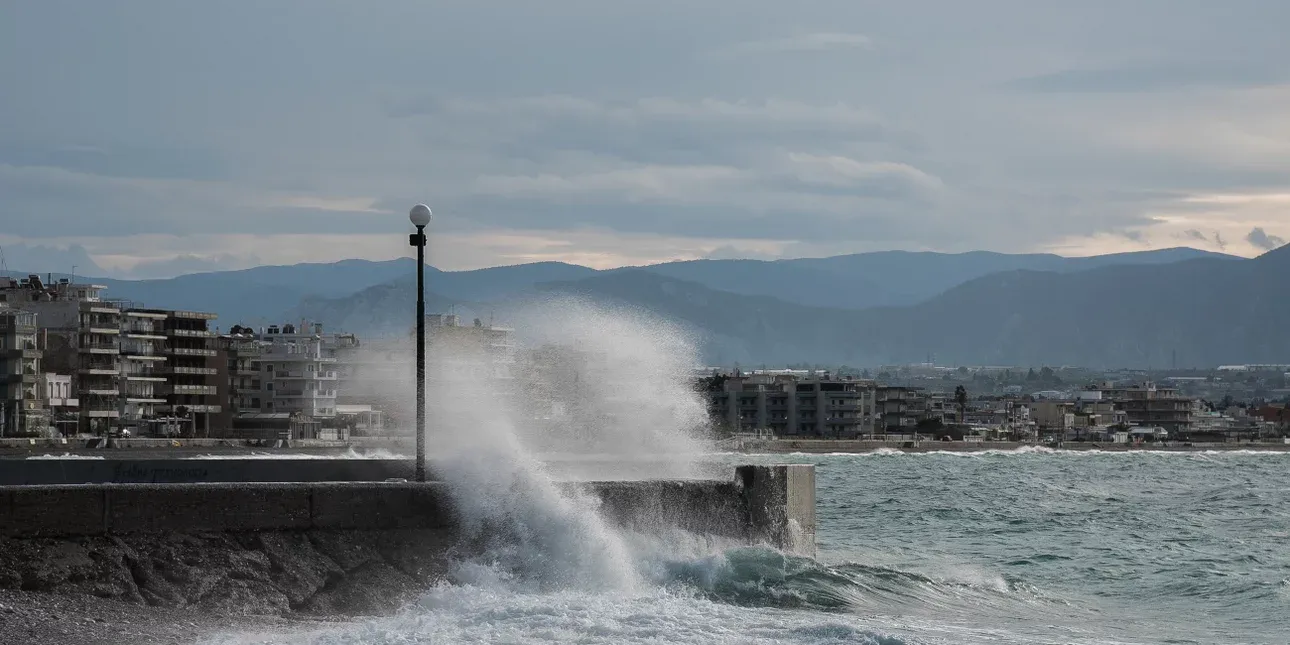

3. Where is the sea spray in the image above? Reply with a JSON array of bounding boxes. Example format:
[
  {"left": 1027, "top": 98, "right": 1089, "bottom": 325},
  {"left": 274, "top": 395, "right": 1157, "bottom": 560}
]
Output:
[{"left": 349, "top": 297, "right": 717, "bottom": 590}]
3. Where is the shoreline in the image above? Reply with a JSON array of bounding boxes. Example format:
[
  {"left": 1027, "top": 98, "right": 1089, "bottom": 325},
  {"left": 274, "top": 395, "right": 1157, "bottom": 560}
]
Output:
[{"left": 721, "top": 440, "right": 1290, "bottom": 454}]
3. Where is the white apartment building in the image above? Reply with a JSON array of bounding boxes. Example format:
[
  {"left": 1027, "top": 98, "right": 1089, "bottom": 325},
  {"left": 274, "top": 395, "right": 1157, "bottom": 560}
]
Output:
[
  {"left": 119, "top": 309, "right": 169, "bottom": 426},
  {"left": 256, "top": 324, "right": 340, "bottom": 419}
]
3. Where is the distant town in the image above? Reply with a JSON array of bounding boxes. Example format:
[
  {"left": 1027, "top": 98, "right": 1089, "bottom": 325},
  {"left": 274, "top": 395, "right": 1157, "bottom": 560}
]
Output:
[{"left": 2, "top": 274, "right": 1288, "bottom": 446}]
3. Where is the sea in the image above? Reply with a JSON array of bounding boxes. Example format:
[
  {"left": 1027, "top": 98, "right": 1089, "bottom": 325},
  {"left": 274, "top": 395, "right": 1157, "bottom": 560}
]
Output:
[{"left": 207, "top": 448, "right": 1289, "bottom": 645}]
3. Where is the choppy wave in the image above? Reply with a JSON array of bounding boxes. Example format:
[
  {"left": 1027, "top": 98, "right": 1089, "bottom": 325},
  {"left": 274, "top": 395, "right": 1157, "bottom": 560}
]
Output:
[{"left": 751, "top": 446, "right": 1290, "bottom": 459}]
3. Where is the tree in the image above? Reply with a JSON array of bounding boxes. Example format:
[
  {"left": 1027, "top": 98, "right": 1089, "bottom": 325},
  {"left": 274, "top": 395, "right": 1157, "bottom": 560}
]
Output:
[
  {"left": 1026, "top": 368, "right": 1038, "bottom": 382},
  {"left": 954, "top": 385, "right": 968, "bottom": 424}
]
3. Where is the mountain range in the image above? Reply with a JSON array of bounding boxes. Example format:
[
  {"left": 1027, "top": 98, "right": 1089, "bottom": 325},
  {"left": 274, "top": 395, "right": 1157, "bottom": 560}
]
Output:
[{"left": 8, "top": 245, "right": 1284, "bottom": 367}]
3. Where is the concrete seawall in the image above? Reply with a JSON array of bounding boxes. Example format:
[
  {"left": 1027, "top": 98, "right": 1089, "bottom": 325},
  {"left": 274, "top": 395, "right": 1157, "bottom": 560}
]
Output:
[
  {"left": 0, "top": 458, "right": 415, "bottom": 486},
  {"left": 0, "top": 465, "right": 815, "bottom": 554},
  {"left": 0, "top": 465, "right": 814, "bottom": 618}
]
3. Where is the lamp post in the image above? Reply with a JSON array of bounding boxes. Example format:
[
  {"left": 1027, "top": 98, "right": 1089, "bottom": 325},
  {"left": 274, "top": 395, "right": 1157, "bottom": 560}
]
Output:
[{"left": 409, "top": 203, "right": 432, "bottom": 482}]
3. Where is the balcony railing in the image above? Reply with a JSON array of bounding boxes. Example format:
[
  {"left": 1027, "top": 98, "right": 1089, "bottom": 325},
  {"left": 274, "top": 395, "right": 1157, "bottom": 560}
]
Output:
[
  {"left": 168, "top": 366, "right": 219, "bottom": 375},
  {"left": 168, "top": 347, "right": 218, "bottom": 357},
  {"left": 167, "top": 328, "right": 216, "bottom": 338},
  {"left": 80, "top": 343, "right": 120, "bottom": 353},
  {"left": 169, "top": 385, "right": 218, "bottom": 395},
  {"left": 276, "top": 370, "right": 338, "bottom": 379}
]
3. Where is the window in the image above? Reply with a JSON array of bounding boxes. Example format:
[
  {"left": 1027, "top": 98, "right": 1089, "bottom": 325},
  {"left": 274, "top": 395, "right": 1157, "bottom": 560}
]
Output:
[
  {"left": 307, "top": 364, "right": 314, "bottom": 372},
  {"left": 267, "top": 382, "right": 273, "bottom": 391},
  {"left": 266, "top": 364, "right": 273, "bottom": 373}
]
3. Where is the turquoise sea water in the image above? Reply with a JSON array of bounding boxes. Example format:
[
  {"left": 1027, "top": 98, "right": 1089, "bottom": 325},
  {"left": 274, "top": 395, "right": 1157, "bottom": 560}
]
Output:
[
  {"left": 214, "top": 449, "right": 1289, "bottom": 645},
  {"left": 731, "top": 449, "right": 1290, "bottom": 644}
]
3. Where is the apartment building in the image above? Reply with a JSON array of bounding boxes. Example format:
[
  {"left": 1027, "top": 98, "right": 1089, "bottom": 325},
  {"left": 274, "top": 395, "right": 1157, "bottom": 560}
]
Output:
[
  {"left": 1095, "top": 382, "right": 1194, "bottom": 435},
  {"left": 0, "top": 307, "right": 45, "bottom": 435},
  {"left": 157, "top": 309, "right": 222, "bottom": 435},
  {"left": 711, "top": 374, "right": 877, "bottom": 437},
  {"left": 256, "top": 323, "right": 340, "bottom": 420},
  {"left": 875, "top": 386, "right": 929, "bottom": 433},
  {"left": 3, "top": 277, "right": 125, "bottom": 435},
  {"left": 1, "top": 277, "right": 222, "bottom": 436},
  {"left": 220, "top": 328, "right": 264, "bottom": 416},
  {"left": 119, "top": 309, "right": 169, "bottom": 428}
]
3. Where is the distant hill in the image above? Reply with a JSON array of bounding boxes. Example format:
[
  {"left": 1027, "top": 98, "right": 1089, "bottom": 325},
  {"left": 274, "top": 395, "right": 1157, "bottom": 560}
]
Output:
[
  {"left": 755, "top": 247, "right": 1234, "bottom": 308},
  {"left": 293, "top": 246, "right": 1289, "bottom": 367}
]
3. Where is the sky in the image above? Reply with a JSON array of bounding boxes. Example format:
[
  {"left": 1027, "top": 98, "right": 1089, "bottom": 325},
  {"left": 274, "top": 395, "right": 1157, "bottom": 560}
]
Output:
[{"left": 1, "top": 0, "right": 1288, "bottom": 278}]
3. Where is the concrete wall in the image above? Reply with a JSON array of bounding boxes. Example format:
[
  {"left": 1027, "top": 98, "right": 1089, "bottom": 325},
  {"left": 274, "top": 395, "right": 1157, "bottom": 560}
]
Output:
[
  {"left": 0, "top": 465, "right": 817, "bottom": 555},
  {"left": 0, "top": 458, "right": 414, "bottom": 485}
]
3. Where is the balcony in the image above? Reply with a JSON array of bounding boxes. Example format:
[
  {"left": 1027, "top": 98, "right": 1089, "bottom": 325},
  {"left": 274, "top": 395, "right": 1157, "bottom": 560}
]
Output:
[
  {"left": 2, "top": 347, "right": 40, "bottom": 359},
  {"left": 125, "top": 396, "right": 167, "bottom": 404},
  {"left": 124, "top": 330, "right": 167, "bottom": 340},
  {"left": 78, "top": 366, "right": 119, "bottom": 376},
  {"left": 168, "top": 366, "right": 219, "bottom": 375},
  {"left": 168, "top": 347, "right": 218, "bottom": 357},
  {"left": 0, "top": 322, "right": 37, "bottom": 334},
  {"left": 167, "top": 328, "right": 216, "bottom": 338},
  {"left": 79, "top": 343, "right": 120, "bottom": 354},
  {"left": 169, "top": 385, "right": 218, "bottom": 396},
  {"left": 274, "top": 390, "right": 335, "bottom": 399},
  {"left": 276, "top": 370, "right": 338, "bottom": 380}
]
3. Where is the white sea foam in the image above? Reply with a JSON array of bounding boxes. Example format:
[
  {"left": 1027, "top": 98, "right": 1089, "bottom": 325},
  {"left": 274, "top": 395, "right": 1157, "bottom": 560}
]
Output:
[
  {"left": 25, "top": 453, "right": 105, "bottom": 460},
  {"left": 182, "top": 448, "right": 410, "bottom": 460},
  {"left": 201, "top": 585, "right": 913, "bottom": 645}
]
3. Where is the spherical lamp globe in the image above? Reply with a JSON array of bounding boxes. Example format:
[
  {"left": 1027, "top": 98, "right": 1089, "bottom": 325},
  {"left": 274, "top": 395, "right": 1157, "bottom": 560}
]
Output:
[{"left": 409, "top": 204, "right": 432, "bottom": 227}]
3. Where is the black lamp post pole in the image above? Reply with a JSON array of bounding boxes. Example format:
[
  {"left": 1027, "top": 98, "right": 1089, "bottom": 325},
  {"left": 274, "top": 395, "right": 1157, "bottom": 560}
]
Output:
[{"left": 412, "top": 224, "right": 427, "bottom": 482}]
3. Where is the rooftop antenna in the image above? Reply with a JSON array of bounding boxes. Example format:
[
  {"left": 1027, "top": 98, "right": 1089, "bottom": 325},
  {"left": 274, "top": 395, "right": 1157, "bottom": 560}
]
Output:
[{"left": 0, "top": 245, "right": 7, "bottom": 275}]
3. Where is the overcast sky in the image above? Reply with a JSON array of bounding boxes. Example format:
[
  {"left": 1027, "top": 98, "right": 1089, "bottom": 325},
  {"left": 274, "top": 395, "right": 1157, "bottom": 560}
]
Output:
[{"left": 2, "top": 0, "right": 1288, "bottom": 278}]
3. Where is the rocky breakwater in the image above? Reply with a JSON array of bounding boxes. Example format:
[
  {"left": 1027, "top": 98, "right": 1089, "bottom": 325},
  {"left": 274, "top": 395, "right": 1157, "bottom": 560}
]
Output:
[{"left": 0, "top": 529, "right": 450, "bottom": 617}]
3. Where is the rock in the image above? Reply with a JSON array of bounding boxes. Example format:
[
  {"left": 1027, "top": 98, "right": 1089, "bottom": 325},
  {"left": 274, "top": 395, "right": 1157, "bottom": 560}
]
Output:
[{"left": 0, "top": 529, "right": 452, "bottom": 621}]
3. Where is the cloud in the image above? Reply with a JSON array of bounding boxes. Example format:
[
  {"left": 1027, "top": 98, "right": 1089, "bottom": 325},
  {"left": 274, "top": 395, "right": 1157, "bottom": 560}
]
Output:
[
  {"left": 3, "top": 1, "right": 1290, "bottom": 272},
  {"left": 783, "top": 154, "right": 943, "bottom": 197},
  {"left": 473, "top": 164, "right": 748, "bottom": 201},
  {"left": 0, "top": 241, "right": 103, "bottom": 275},
  {"left": 115, "top": 253, "right": 265, "bottom": 280},
  {"left": 702, "top": 245, "right": 784, "bottom": 261},
  {"left": 711, "top": 32, "right": 872, "bottom": 58},
  {"left": 1006, "top": 60, "right": 1290, "bottom": 93},
  {"left": 1246, "top": 227, "right": 1287, "bottom": 251}
]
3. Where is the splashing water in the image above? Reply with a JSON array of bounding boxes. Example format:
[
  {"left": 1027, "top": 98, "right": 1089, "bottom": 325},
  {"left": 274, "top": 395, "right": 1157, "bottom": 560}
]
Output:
[{"left": 358, "top": 297, "right": 714, "bottom": 591}]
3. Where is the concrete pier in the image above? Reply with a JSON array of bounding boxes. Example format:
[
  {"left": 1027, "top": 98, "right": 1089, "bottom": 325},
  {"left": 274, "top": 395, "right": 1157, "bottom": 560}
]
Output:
[{"left": 0, "top": 465, "right": 815, "bottom": 554}]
